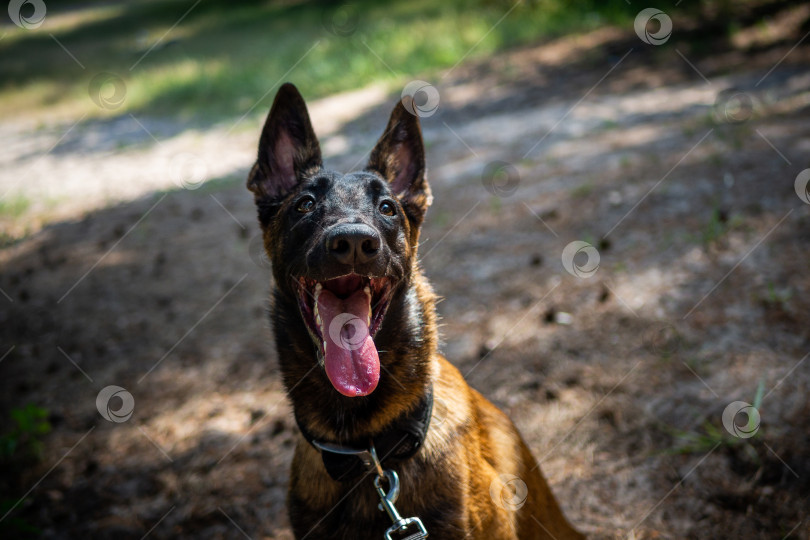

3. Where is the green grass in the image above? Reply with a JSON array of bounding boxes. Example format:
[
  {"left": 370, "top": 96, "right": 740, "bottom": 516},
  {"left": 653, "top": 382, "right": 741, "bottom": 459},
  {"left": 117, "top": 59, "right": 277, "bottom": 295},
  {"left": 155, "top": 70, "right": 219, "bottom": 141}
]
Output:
[
  {"left": 667, "top": 378, "right": 765, "bottom": 455},
  {"left": 0, "top": 404, "right": 51, "bottom": 537},
  {"left": 598, "top": 119, "right": 620, "bottom": 131},
  {"left": 489, "top": 195, "right": 503, "bottom": 214},
  {"left": 1, "top": 0, "right": 639, "bottom": 123},
  {"left": 690, "top": 206, "right": 744, "bottom": 246},
  {"left": 759, "top": 282, "right": 793, "bottom": 310},
  {"left": 701, "top": 207, "right": 727, "bottom": 245},
  {"left": 571, "top": 182, "right": 595, "bottom": 198},
  {"left": 0, "top": 404, "right": 51, "bottom": 461},
  {"left": 0, "top": 193, "right": 31, "bottom": 218}
]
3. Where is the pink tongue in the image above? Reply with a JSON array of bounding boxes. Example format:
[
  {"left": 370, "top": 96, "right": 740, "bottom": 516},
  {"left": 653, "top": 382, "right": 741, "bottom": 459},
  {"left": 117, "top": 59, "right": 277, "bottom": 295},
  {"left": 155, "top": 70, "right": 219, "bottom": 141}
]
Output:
[{"left": 316, "top": 286, "right": 380, "bottom": 397}]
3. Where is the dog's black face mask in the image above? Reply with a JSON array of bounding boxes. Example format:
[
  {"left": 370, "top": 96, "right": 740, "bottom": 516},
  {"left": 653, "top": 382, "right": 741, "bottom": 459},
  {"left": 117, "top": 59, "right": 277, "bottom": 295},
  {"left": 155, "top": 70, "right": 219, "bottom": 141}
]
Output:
[{"left": 248, "top": 83, "right": 432, "bottom": 398}]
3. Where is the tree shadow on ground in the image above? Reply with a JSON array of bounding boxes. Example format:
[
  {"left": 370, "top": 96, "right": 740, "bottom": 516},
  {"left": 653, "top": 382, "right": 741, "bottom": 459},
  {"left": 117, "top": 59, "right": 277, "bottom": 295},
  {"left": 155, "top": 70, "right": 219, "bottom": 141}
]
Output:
[{"left": 2, "top": 86, "right": 809, "bottom": 535}]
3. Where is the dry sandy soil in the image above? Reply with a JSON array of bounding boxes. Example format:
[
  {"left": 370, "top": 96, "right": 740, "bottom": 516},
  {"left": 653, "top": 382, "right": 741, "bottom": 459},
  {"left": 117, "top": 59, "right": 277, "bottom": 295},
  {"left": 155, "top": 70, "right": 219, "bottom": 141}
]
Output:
[{"left": 2, "top": 13, "right": 810, "bottom": 540}]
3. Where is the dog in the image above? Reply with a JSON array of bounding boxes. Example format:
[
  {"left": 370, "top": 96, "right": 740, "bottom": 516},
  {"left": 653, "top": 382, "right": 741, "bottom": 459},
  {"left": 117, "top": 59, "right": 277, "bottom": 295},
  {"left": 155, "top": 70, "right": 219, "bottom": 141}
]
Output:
[{"left": 247, "top": 83, "right": 584, "bottom": 539}]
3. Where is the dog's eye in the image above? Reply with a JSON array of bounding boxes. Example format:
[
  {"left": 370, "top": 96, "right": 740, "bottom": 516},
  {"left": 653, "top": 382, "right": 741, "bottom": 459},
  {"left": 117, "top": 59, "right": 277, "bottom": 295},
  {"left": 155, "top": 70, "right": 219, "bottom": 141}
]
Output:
[
  {"left": 379, "top": 201, "right": 395, "bottom": 216},
  {"left": 296, "top": 196, "right": 315, "bottom": 213}
]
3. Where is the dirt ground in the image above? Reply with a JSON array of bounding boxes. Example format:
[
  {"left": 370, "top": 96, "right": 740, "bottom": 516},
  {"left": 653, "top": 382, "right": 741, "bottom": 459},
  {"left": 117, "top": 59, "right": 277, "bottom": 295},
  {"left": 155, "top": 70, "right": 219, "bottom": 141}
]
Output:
[{"left": 2, "top": 12, "right": 810, "bottom": 540}]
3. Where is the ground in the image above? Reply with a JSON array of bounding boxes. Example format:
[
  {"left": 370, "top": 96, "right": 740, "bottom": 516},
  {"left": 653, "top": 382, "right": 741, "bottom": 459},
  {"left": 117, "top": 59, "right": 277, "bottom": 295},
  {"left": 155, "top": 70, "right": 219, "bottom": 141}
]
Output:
[{"left": 2, "top": 8, "right": 810, "bottom": 540}]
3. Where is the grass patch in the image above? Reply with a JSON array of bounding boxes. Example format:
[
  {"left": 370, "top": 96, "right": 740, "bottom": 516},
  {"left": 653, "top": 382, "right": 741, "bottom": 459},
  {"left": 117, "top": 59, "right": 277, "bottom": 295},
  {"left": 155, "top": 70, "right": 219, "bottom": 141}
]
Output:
[
  {"left": 0, "top": 404, "right": 51, "bottom": 537},
  {"left": 690, "top": 206, "right": 744, "bottom": 246},
  {"left": 0, "top": 404, "right": 51, "bottom": 461},
  {"left": 701, "top": 207, "right": 728, "bottom": 245},
  {"left": 0, "top": 194, "right": 32, "bottom": 218},
  {"left": 571, "top": 182, "right": 595, "bottom": 198},
  {"left": 667, "top": 379, "right": 765, "bottom": 455},
  {"left": 758, "top": 282, "right": 793, "bottom": 311},
  {"left": 0, "top": 0, "right": 640, "bottom": 123}
]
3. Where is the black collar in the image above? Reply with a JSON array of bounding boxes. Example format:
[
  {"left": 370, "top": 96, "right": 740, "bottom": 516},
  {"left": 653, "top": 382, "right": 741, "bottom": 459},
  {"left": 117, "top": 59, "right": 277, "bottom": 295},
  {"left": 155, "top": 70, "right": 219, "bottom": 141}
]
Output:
[{"left": 295, "top": 386, "right": 434, "bottom": 482}]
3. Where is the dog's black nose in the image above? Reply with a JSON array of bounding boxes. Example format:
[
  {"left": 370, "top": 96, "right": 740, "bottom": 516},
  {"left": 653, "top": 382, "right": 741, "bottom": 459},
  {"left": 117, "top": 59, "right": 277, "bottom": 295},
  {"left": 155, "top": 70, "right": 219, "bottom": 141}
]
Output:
[{"left": 326, "top": 224, "right": 381, "bottom": 265}]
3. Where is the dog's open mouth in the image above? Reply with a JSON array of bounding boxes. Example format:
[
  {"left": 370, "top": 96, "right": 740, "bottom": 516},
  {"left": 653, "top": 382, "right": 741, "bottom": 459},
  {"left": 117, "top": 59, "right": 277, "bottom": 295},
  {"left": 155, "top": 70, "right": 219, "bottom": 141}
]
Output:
[{"left": 296, "top": 274, "right": 394, "bottom": 397}]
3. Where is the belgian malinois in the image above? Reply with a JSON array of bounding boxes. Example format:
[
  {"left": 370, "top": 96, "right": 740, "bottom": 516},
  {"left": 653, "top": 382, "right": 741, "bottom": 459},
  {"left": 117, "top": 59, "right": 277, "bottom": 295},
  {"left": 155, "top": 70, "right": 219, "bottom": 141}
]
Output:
[{"left": 247, "top": 83, "right": 583, "bottom": 539}]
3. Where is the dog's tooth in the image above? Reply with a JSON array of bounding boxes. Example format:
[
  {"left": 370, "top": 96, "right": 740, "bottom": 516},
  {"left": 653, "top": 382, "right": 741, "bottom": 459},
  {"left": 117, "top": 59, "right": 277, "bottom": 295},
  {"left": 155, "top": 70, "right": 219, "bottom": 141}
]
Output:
[
  {"left": 363, "top": 285, "right": 372, "bottom": 326},
  {"left": 314, "top": 283, "right": 322, "bottom": 322}
]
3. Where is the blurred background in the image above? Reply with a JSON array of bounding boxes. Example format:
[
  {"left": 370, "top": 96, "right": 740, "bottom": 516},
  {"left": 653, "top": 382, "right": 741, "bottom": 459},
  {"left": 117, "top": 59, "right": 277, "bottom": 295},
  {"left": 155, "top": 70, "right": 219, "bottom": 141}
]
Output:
[{"left": 1, "top": 0, "right": 809, "bottom": 538}]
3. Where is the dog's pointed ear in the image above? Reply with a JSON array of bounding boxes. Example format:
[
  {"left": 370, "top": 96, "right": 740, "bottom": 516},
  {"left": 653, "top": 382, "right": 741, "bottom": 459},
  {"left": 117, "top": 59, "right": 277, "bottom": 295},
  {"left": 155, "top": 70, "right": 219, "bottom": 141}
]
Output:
[
  {"left": 366, "top": 98, "right": 432, "bottom": 223},
  {"left": 247, "top": 83, "right": 322, "bottom": 200}
]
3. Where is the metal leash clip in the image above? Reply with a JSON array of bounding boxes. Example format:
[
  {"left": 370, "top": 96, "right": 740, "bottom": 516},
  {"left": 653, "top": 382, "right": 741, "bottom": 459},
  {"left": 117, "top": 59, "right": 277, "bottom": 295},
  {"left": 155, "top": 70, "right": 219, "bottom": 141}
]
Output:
[
  {"left": 312, "top": 440, "right": 428, "bottom": 539},
  {"left": 373, "top": 468, "right": 428, "bottom": 540}
]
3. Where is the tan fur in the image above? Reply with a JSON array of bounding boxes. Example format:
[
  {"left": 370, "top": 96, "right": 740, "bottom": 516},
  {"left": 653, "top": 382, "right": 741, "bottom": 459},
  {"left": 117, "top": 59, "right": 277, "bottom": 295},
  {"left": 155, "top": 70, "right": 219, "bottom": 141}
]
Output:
[
  {"left": 289, "top": 353, "right": 584, "bottom": 539},
  {"left": 249, "top": 84, "right": 583, "bottom": 539}
]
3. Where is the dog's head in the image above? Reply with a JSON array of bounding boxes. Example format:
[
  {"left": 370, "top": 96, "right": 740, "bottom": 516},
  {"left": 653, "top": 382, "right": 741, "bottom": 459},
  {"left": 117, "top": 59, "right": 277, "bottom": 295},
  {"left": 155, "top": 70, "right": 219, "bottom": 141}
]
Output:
[{"left": 248, "top": 83, "right": 432, "bottom": 399}]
